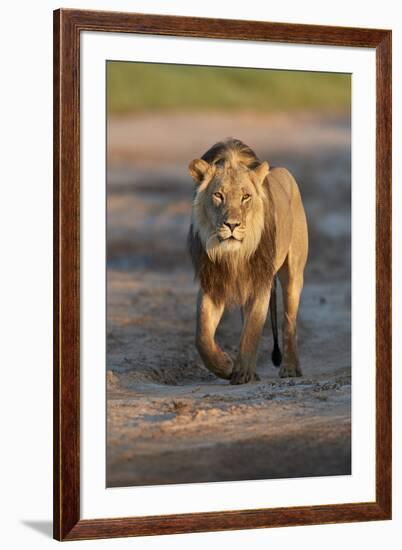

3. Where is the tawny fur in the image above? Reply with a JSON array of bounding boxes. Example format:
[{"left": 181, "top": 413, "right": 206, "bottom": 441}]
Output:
[{"left": 188, "top": 138, "right": 308, "bottom": 384}]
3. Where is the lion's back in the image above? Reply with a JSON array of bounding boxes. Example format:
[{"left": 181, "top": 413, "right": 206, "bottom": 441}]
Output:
[{"left": 264, "top": 166, "right": 308, "bottom": 268}]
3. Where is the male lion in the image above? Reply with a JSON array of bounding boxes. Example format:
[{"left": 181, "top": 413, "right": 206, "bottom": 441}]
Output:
[{"left": 188, "top": 138, "right": 308, "bottom": 384}]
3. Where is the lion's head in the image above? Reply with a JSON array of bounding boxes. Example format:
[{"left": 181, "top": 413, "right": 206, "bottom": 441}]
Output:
[{"left": 189, "top": 139, "right": 269, "bottom": 264}]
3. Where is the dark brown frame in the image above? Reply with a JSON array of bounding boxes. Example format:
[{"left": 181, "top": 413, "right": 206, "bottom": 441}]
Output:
[{"left": 53, "top": 8, "right": 392, "bottom": 541}]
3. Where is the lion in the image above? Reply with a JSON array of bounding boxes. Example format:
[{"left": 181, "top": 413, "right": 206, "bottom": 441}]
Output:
[{"left": 187, "top": 138, "right": 308, "bottom": 384}]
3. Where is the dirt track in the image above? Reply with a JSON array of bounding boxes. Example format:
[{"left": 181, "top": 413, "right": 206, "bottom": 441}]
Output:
[{"left": 106, "top": 112, "right": 351, "bottom": 487}]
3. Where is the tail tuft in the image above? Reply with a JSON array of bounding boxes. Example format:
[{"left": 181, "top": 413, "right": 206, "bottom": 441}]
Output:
[
  {"left": 271, "top": 343, "right": 282, "bottom": 367},
  {"left": 269, "top": 276, "right": 282, "bottom": 367}
]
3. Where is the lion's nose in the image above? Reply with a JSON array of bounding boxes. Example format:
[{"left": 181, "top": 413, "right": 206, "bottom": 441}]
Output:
[{"left": 224, "top": 222, "right": 240, "bottom": 233}]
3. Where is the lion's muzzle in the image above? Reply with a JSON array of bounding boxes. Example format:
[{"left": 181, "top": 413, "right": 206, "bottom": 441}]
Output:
[{"left": 217, "top": 221, "right": 245, "bottom": 242}]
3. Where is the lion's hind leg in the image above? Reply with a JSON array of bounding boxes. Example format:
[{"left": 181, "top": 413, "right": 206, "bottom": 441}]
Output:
[
  {"left": 277, "top": 186, "right": 308, "bottom": 378},
  {"left": 278, "top": 259, "right": 305, "bottom": 378}
]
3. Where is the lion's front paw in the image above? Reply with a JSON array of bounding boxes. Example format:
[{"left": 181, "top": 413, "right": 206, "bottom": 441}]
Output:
[
  {"left": 278, "top": 364, "right": 302, "bottom": 378},
  {"left": 220, "top": 352, "right": 234, "bottom": 378},
  {"left": 206, "top": 351, "right": 233, "bottom": 380},
  {"left": 230, "top": 364, "right": 260, "bottom": 385}
]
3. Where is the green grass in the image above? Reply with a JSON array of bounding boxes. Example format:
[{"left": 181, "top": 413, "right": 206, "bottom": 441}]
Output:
[{"left": 107, "top": 62, "right": 351, "bottom": 114}]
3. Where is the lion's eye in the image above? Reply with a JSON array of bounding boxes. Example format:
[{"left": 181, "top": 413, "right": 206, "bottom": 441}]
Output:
[
  {"left": 213, "top": 192, "right": 223, "bottom": 200},
  {"left": 242, "top": 194, "right": 251, "bottom": 201}
]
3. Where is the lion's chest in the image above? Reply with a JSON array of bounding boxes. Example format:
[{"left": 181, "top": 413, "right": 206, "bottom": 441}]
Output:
[{"left": 199, "top": 255, "right": 270, "bottom": 307}]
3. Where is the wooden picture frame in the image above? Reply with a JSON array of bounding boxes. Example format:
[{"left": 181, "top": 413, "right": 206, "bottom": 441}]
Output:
[{"left": 53, "top": 8, "right": 392, "bottom": 541}]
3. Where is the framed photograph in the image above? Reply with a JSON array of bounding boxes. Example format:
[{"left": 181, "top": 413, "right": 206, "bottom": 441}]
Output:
[{"left": 53, "top": 8, "right": 392, "bottom": 541}]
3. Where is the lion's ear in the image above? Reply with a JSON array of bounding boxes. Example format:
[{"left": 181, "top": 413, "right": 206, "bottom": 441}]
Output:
[
  {"left": 253, "top": 161, "right": 269, "bottom": 185},
  {"left": 188, "top": 159, "right": 213, "bottom": 185}
]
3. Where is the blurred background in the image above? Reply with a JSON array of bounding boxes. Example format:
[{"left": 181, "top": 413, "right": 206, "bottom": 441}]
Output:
[
  {"left": 108, "top": 63, "right": 350, "bottom": 113},
  {"left": 106, "top": 62, "right": 352, "bottom": 487}
]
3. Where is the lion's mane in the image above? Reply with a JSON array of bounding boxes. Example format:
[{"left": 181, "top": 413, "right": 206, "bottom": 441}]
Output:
[{"left": 188, "top": 139, "right": 276, "bottom": 307}]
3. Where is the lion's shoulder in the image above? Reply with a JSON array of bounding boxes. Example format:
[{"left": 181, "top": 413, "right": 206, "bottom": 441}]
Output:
[{"left": 266, "top": 166, "right": 299, "bottom": 202}]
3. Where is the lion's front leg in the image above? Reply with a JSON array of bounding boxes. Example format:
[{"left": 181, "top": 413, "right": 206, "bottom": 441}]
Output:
[
  {"left": 231, "top": 289, "right": 271, "bottom": 385},
  {"left": 196, "top": 290, "right": 233, "bottom": 380}
]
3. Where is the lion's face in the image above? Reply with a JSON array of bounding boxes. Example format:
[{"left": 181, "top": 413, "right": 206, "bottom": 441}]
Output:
[
  {"left": 205, "top": 165, "right": 259, "bottom": 249},
  {"left": 189, "top": 158, "right": 269, "bottom": 262}
]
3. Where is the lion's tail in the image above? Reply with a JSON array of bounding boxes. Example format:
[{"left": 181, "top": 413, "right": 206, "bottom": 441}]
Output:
[{"left": 270, "top": 276, "right": 282, "bottom": 367}]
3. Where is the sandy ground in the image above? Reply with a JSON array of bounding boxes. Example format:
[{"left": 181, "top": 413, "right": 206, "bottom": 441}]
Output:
[{"left": 106, "top": 112, "right": 351, "bottom": 487}]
